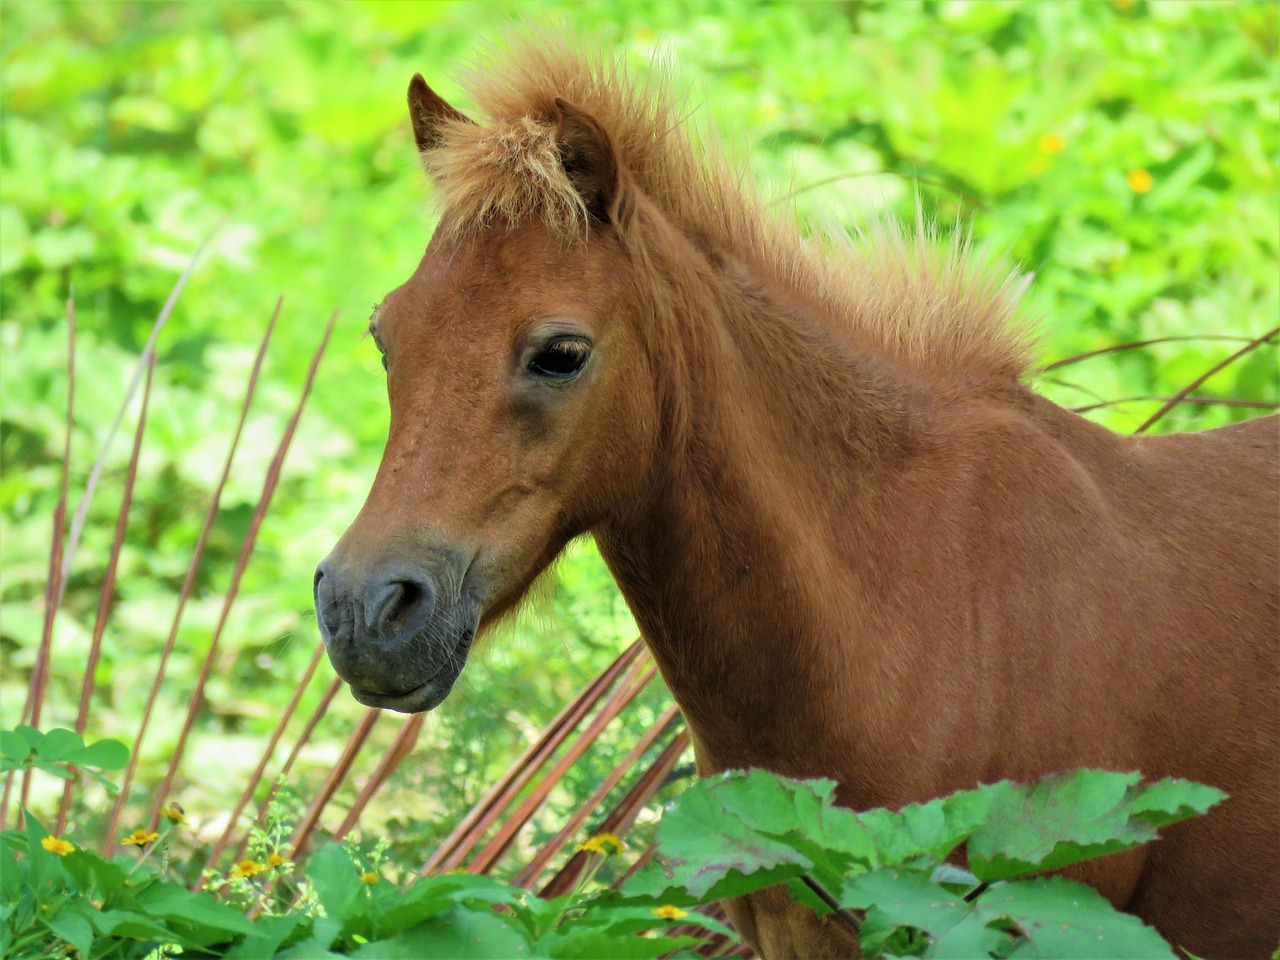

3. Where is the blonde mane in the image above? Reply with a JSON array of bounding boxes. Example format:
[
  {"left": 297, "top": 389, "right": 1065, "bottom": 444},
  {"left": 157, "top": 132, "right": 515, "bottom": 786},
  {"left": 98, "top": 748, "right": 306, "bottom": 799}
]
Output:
[{"left": 421, "top": 33, "right": 1035, "bottom": 380}]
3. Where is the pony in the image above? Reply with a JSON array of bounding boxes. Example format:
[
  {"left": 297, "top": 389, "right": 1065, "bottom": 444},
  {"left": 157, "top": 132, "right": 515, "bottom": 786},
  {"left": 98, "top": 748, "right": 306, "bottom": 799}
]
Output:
[{"left": 314, "top": 36, "right": 1279, "bottom": 958}]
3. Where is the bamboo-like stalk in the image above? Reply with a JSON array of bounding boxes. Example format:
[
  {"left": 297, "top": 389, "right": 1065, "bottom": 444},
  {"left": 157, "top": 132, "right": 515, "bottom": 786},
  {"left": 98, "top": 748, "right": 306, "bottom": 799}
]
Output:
[
  {"left": 60, "top": 229, "right": 219, "bottom": 600},
  {"left": 465, "top": 660, "right": 658, "bottom": 875},
  {"left": 419, "top": 638, "right": 645, "bottom": 876},
  {"left": 331, "top": 712, "right": 426, "bottom": 842},
  {"left": 195, "top": 643, "right": 326, "bottom": 889},
  {"left": 3, "top": 297, "right": 75, "bottom": 830},
  {"left": 229, "top": 675, "right": 343, "bottom": 867},
  {"left": 1072, "top": 395, "right": 1278, "bottom": 415},
  {"left": 539, "top": 727, "right": 691, "bottom": 898},
  {"left": 104, "top": 298, "right": 283, "bottom": 855},
  {"left": 149, "top": 312, "right": 337, "bottom": 832},
  {"left": 55, "top": 354, "right": 156, "bottom": 835},
  {"left": 1042, "top": 334, "right": 1266, "bottom": 372},
  {"left": 513, "top": 703, "right": 681, "bottom": 889},
  {"left": 286, "top": 707, "right": 381, "bottom": 858},
  {"left": 1135, "top": 327, "right": 1279, "bottom": 433}
]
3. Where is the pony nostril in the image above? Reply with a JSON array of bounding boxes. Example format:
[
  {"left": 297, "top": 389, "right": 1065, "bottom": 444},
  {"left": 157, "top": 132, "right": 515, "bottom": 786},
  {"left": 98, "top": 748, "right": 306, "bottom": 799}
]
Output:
[{"left": 369, "top": 577, "right": 432, "bottom": 636}]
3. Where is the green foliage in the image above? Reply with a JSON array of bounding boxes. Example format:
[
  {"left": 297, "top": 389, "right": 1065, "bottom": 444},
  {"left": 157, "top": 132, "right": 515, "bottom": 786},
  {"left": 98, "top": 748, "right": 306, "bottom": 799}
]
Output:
[
  {"left": 622, "top": 768, "right": 1225, "bottom": 959},
  {"left": 6, "top": 725, "right": 1226, "bottom": 958},
  {"left": 1, "top": 724, "right": 129, "bottom": 794}
]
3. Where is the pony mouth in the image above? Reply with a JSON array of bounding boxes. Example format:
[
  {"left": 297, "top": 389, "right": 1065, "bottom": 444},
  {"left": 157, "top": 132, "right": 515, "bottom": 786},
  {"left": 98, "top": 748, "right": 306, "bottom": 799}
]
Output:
[{"left": 347, "top": 625, "right": 474, "bottom": 714}]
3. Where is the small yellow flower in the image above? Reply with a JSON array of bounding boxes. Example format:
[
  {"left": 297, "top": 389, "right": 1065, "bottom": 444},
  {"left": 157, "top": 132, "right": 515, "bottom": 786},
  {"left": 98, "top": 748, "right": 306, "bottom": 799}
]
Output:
[
  {"left": 1127, "top": 168, "right": 1154, "bottom": 193},
  {"left": 267, "top": 852, "right": 287, "bottom": 868},
  {"left": 41, "top": 835, "right": 75, "bottom": 856},
  {"left": 1114, "top": 0, "right": 1134, "bottom": 9},
  {"left": 229, "top": 859, "right": 264, "bottom": 879},
  {"left": 1037, "top": 133, "right": 1066, "bottom": 154},
  {"left": 652, "top": 904, "right": 688, "bottom": 920},
  {"left": 121, "top": 828, "right": 159, "bottom": 847},
  {"left": 577, "top": 831, "right": 624, "bottom": 856},
  {"left": 161, "top": 802, "right": 185, "bottom": 825},
  {"left": 360, "top": 871, "right": 379, "bottom": 885}
]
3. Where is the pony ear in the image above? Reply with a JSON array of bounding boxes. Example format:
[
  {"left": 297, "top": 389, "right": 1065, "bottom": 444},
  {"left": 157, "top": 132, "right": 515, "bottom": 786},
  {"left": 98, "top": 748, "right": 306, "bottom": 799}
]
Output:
[
  {"left": 554, "top": 98, "right": 627, "bottom": 225},
  {"left": 407, "top": 74, "right": 471, "bottom": 153}
]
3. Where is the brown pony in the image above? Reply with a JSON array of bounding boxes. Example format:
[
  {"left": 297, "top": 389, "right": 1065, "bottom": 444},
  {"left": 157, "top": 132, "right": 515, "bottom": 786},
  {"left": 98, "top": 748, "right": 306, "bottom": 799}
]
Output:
[{"left": 315, "top": 37, "right": 1279, "bottom": 958}]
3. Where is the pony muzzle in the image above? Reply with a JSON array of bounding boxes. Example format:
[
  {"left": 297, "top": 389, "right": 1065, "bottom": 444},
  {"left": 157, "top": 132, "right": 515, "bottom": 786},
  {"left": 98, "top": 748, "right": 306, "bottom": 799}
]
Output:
[{"left": 313, "top": 555, "right": 478, "bottom": 713}]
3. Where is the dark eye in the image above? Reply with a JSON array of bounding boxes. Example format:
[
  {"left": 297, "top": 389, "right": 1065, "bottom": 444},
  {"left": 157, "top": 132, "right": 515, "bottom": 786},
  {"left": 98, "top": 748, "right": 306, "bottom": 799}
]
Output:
[{"left": 528, "top": 338, "right": 590, "bottom": 380}]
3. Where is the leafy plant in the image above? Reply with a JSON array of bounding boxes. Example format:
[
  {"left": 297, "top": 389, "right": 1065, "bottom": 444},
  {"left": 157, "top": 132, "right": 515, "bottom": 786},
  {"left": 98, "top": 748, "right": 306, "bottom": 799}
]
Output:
[
  {"left": 1, "top": 725, "right": 129, "bottom": 795},
  {"left": 618, "top": 768, "right": 1226, "bottom": 959}
]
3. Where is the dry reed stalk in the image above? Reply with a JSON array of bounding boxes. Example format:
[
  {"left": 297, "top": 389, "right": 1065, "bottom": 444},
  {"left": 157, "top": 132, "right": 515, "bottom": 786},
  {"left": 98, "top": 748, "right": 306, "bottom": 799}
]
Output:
[
  {"left": 513, "top": 703, "right": 682, "bottom": 889},
  {"left": 229, "top": 675, "right": 343, "bottom": 866},
  {"left": 60, "top": 230, "right": 218, "bottom": 601},
  {"left": 286, "top": 707, "right": 381, "bottom": 858},
  {"left": 195, "top": 643, "right": 326, "bottom": 889},
  {"left": 331, "top": 712, "right": 426, "bottom": 841},
  {"left": 5, "top": 297, "right": 75, "bottom": 830},
  {"left": 539, "top": 727, "right": 691, "bottom": 898},
  {"left": 1072, "top": 396, "right": 1278, "bottom": 415},
  {"left": 55, "top": 354, "right": 156, "bottom": 835},
  {"left": 149, "top": 311, "right": 337, "bottom": 833},
  {"left": 420, "top": 638, "right": 646, "bottom": 876},
  {"left": 104, "top": 298, "right": 283, "bottom": 855},
  {"left": 1135, "top": 326, "right": 1279, "bottom": 433},
  {"left": 1042, "top": 334, "right": 1266, "bottom": 372},
  {"left": 465, "top": 660, "right": 659, "bottom": 875}
]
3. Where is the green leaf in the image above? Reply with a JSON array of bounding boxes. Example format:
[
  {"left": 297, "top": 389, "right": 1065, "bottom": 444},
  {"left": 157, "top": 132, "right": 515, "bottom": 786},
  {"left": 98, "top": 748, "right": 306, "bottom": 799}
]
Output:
[
  {"left": 35, "top": 727, "right": 85, "bottom": 763},
  {"left": 626, "top": 769, "right": 877, "bottom": 902},
  {"left": 80, "top": 767, "right": 121, "bottom": 794},
  {"left": 74, "top": 738, "right": 131, "bottom": 770},
  {"left": 0, "top": 730, "right": 33, "bottom": 761},
  {"left": 990, "top": 878, "right": 1176, "bottom": 959},
  {"left": 1127, "top": 778, "right": 1226, "bottom": 830},
  {"left": 307, "top": 845, "right": 367, "bottom": 924},
  {"left": 137, "top": 883, "right": 260, "bottom": 936},
  {"left": 378, "top": 873, "right": 524, "bottom": 938},
  {"left": 350, "top": 906, "right": 532, "bottom": 958},
  {"left": 842, "top": 868, "right": 1012, "bottom": 959},
  {"left": 42, "top": 906, "right": 95, "bottom": 959},
  {"left": 968, "top": 771, "right": 1158, "bottom": 882},
  {"left": 545, "top": 928, "right": 706, "bottom": 959}
]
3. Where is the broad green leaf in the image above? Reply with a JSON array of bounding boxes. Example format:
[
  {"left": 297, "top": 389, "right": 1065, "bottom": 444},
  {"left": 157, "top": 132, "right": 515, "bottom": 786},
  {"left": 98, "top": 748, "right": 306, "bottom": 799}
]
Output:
[
  {"left": 843, "top": 868, "right": 1012, "bottom": 959},
  {"left": 350, "top": 905, "right": 532, "bottom": 958},
  {"left": 42, "top": 907, "right": 95, "bottom": 959},
  {"left": 378, "top": 872, "right": 524, "bottom": 937},
  {"left": 35, "top": 727, "right": 85, "bottom": 762},
  {"left": 307, "top": 844, "right": 367, "bottom": 923},
  {"left": 75, "top": 737, "right": 131, "bottom": 770},
  {"left": 223, "top": 912, "right": 310, "bottom": 959},
  {"left": 858, "top": 786, "right": 993, "bottom": 866},
  {"left": 545, "top": 928, "right": 705, "bottom": 959},
  {"left": 1127, "top": 778, "right": 1226, "bottom": 829},
  {"left": 0, "top": 730, "right": 32, "bottom": 761},
  {"left": 627, "top": 769, "right": 876, "bottom": 901},
  {"left": 968, "top": 771, "right": 1158, "bottom": 881},
  {"left": 137, "top": 883, "right": 260, "bottom": 936},
  {"left": 990, "top": 879, "right": 1175, "bottom": 959}
]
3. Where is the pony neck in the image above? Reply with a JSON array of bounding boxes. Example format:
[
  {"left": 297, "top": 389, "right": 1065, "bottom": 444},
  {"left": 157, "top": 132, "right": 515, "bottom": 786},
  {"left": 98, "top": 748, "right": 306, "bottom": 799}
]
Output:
[{"left": 595, "top": 233, "right": 927, "bottom": 773}]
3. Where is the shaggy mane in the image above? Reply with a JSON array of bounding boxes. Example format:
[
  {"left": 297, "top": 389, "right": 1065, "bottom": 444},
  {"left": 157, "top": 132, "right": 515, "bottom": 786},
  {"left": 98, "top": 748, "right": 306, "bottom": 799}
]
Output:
[{"left": 421, "top": 34, "right": 1035, "bottom": 380}]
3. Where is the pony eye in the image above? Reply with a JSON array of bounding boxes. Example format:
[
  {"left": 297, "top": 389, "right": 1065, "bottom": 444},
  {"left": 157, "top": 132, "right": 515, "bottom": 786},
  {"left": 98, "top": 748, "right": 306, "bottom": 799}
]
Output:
[{"left": 528, "top": 339, "right": 590, "bottom": 380}]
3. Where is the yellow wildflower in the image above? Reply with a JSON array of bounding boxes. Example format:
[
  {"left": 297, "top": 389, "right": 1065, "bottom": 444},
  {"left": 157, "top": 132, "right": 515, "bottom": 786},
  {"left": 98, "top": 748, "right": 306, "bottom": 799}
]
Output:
[
  {"left": 1036, "top": 133, "right": 1066, "bottom": 154},
  {"left": 267, "top": 852, "right": 287, "bottom": 868},
  {"left": 577, "top": 831, "right": 624, "bottom": 856},
  {"left": 360, "top": 871, "right": 379, "bottom": 885},
  {"left": 121, "top": 828, "right": 159, "bottom": 847},
  {"left": 42, "top": 836, "right": 74, "bottom": 856},
  {"left": 652, "top": 904, "right": 688, "bottom": 920},
  {"left": 1127, "top": 169, "right": 1154, "bottom": 193},
  {"left": 229, "top": 859, "right": 264, "bottom": 879},
  {"left": 161, "top": 802, "right": 185, "bottom": 825}
]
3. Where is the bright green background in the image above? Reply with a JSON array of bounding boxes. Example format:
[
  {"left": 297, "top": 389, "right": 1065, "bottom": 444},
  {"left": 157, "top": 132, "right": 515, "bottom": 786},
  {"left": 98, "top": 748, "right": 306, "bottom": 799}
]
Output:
[{"left": 2, "top": 1, "right": 1276, "bottom": 879}]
